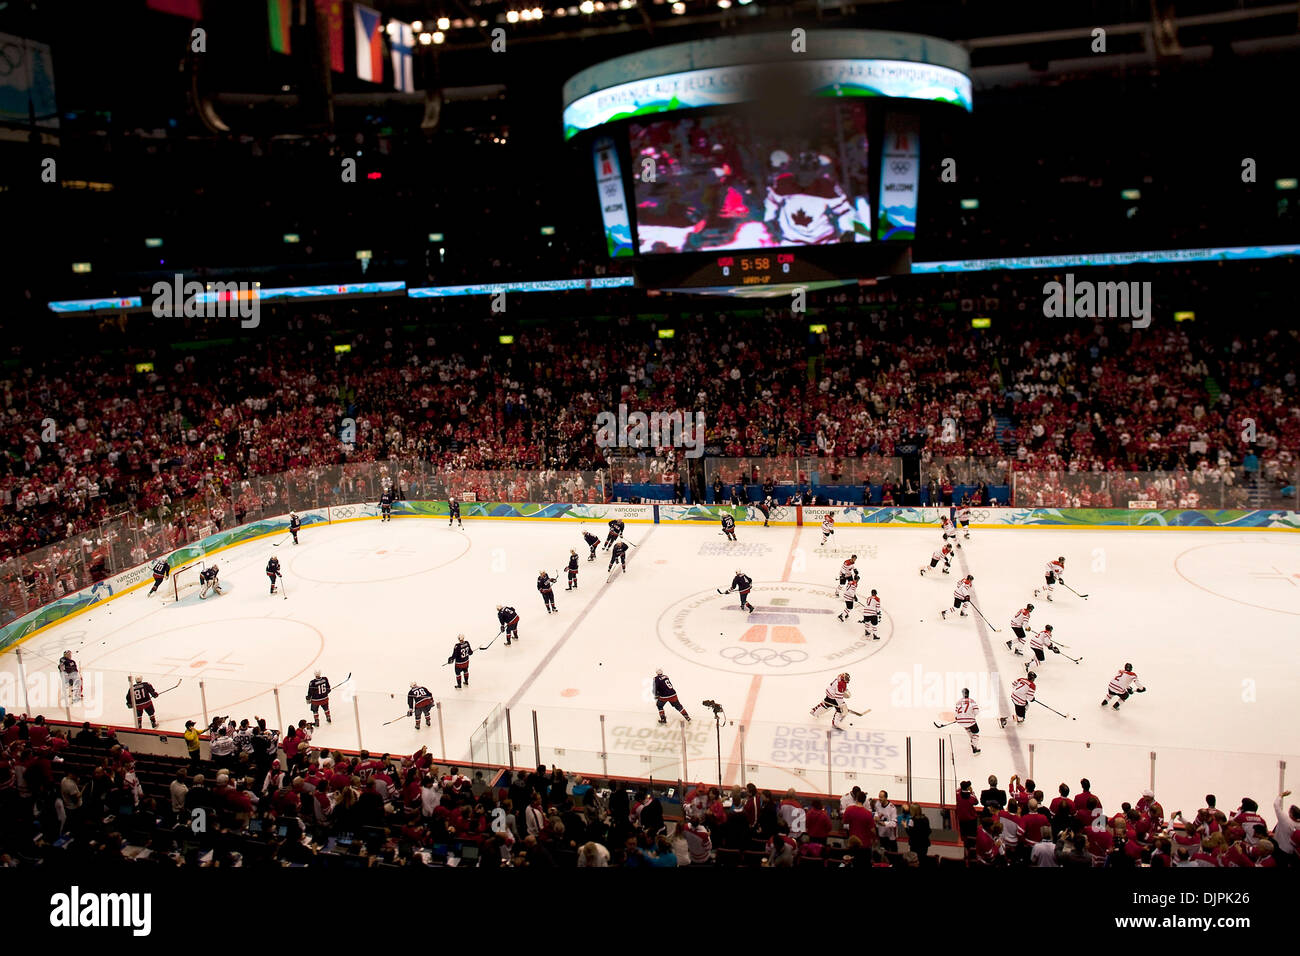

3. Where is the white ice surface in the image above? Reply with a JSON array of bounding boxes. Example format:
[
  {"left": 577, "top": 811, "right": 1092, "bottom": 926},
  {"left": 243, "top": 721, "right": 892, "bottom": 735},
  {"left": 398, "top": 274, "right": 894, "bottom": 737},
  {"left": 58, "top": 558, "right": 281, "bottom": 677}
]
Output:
[{"left": 5, "top": 517, "right": 1297, "bottom": 818}]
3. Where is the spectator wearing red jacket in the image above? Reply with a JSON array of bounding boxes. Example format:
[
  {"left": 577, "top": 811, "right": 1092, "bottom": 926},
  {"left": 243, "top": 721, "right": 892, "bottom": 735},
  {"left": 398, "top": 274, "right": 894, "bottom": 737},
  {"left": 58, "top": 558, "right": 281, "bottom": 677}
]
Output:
[
  {"left": 842, "top": 791, "right": 874, "bottom": 847},
  {"left": 805, "top": 798, "right": 832, "bottom": 843},
  {"left": 955, "top": 780, "right": 980, "bottom": 843}
]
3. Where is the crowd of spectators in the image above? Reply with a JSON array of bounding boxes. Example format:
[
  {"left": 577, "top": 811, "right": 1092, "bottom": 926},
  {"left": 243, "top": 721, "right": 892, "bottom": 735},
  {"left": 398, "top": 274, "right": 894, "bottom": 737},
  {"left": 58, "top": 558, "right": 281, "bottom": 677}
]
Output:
[
  {"left": 2, "top": 709, "right": 1296, "bottom": 869},
  {"left": 2, "top": 265, "right": 1296, "bottom": 617}
]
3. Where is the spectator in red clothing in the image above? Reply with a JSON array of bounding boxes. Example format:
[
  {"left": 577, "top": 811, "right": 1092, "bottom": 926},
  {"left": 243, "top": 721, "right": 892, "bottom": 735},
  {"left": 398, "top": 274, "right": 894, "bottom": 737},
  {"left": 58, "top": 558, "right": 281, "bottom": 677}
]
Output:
[
  {"left": 805, "top": 798, "right": 832, "bottom": 843},
  {"left": 1073, "top": 777, "right": 1097, "bottom": 815},
  {"left": 842, "top": 790, "right": 874, "bottom": 846},
  {"left": 1020, "top": 799, "right": 1050, "bottom": 845},
  {"left": 1049, "top": 782, "right": 1071, "bottom": 816},
  {"left": 955, "top": 780, "right": 980, "bottom": 844}
]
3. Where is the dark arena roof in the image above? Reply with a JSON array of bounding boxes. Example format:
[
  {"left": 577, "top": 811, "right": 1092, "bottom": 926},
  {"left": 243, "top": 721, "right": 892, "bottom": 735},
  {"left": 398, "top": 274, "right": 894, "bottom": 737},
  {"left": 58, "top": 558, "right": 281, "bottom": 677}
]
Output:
[{"left": 0, "top": 0, "right": 1297, "bottom": 928}]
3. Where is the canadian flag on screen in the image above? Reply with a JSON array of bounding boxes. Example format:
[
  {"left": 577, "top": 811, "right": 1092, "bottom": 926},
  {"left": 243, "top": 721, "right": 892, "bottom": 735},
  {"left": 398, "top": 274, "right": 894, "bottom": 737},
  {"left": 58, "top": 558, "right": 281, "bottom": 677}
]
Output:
[{"left": 353, "top": 3, "right": 385, "bottom": 83}]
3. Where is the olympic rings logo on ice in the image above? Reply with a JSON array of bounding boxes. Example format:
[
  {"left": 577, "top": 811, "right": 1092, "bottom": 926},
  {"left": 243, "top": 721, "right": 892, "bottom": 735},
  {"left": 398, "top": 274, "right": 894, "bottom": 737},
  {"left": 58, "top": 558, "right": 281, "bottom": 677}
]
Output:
[{"left": 719, "top": 647, "right": 808, "bottom": 667}]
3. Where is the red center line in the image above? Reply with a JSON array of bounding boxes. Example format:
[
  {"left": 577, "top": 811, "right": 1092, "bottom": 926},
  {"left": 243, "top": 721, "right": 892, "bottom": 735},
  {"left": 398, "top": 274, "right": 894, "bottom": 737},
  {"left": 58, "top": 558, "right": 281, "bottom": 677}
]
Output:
[{"left": 723, "top": 525, "right": 802, "bottom": 784}]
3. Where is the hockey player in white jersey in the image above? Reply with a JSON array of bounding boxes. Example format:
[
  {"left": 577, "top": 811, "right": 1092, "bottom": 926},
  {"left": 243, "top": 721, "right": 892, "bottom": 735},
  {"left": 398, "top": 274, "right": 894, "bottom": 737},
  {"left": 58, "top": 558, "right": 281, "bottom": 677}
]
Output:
[
  {"left": 763, "top": 152, "right": 855, "bottom": 245},
  {"left": 1001, "top": 672, "right": 1037, "bottom": 727},
  {"left": 940, "top": 515, "right": 960, "bottom": 549},
  {"left": 1005, "top": 603, "right": 1034, "bottom": 655},
  {"left": 940, "top": 575, "right": 974, "bottom": 619},
  {"left": 1034, "top": 557, "right": 1066, "bottom": 601},
  {"left": 858, "top": 588, "right": 881, "bottom": 641},
  {"left": 836, "top": 577, "right": 859, "bottom": 622},
  {"left": 809, "top": 673, "right": 851, "bottom": 732},
  {"left": 1025, "top": 624, "right": 1060, "bottom": 671},
  {"left": 919, "top": 543, "right": 953, "bottom": 576},
  {"left": 834, "top": 555, "right": 857, "bottom": 596},
  {"left": 954, "top": 689, "right": 981, "bottom": 755},
  {"left": 819, "top": 514, "right": 835, "bottom": 546},
  {"left": 1102, "top": 664, "right": 1146, "bottom": 710}
]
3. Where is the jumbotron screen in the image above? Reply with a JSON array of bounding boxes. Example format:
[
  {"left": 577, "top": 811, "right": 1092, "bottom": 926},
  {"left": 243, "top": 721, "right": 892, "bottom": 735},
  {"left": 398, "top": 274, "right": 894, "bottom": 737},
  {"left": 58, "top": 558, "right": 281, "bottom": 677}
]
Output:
[{"left": 629, "top": 102, "right": 876, "bottom": 255}]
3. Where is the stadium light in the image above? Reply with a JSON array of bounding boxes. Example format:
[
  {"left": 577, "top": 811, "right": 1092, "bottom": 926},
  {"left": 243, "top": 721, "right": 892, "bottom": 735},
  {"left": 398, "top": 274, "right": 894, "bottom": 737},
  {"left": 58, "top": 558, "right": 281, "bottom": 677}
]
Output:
[
  {"left": 540, "top": 226, "right": 556, "bottom": 235},
  {"left": 418, "top": 32, "right": 432, "bottom": 44},
  {"left": 960, "top": 198, "right": 979, "bottom": 210},
  {"left": 71, "top": 262, "right": 91, "bottom": 273},
  {"left": 437, "top": 17, "right": 450, "bottom": 30},
  {"left": 1174, "top": 311, "right": 1196, "bottom": 323},
  {"left": 808, "top": 323, "right": 828, "bottom": 334},
  {"left": 658, "top": 329, "right": 675, "bottom": 338},
  {"left": 1120, "top": 188, "right": 1141, "bottom": 201},
  {"left": 356, "top": 250, "right": 372, "bottom": 260},
  {"left": 134, "top": 362, "right": 154, "bottom": 373},
  {"left": 411, "top": 20, "right": 422, "bottom": 31},
  {"left": 1275, "top": 178, "right": 1298, "bottom": 191},
  {"left": 507, "top": 9, "right": 520, "bottom": 22},
  {"left": 432, "top": 32, "right": 445, "bottom": 44},
  {"left": 580, "top": 1, "right": 594, "bottom": 13},
  {"left": 499, "top": 335, "right": 515, "bottom": 345},
  {"left": 334, "top": 344, "right": 352, "bottom": 353},
  {"left": 671, "top": 2, "right": 685, "bottom": 13},
  {"left": 971, "top": 317, "right": 991, "bottom": 329},
  {"left": 283, "top": 233, "right": 300, "bottom": 243},
  {"left": 144, "top": 237, "right": 163, "bottom": 248},
  {"left": 428, "top": 232, "right": 445, "bottom": 242}
]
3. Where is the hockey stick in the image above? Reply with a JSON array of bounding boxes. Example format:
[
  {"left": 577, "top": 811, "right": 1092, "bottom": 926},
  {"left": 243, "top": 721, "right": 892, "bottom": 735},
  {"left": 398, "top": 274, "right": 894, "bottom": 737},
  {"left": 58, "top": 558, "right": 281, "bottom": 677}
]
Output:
[
  {"left": 621, "top": 537, "right": 638, "bottom": 548},
  {"left": 968, "top": 602, "right": 1000, "bottom": 632},
  {"left": 933, "top": 719, "right": 957, "bottom": 729},
  {"left": 1033, "top": 698, "right": 1076, "bottom": 721},
  {"left": 156, "top": 679, "right": 183, "bottom": 696},
  {"left": 279, "top": 573, "right": 287, "bottom": 600},
  {"left": 479, "top": 630, "right": 503, "bottom": 651},
  {"left": 334, "top": 672, "right": 353, "bottom": 689},
  {"left": 272, "top": 533, "right": 291, "bottom": 547},
  {"left": 846, "top": 708, "right": 871, "bottom": 717},
  {"left": 715, "top": 588, "right": 734, "bottom": 595},
  {"left": 382, "top": 713, "right": 412, "bottom": 727},
  {"left": 1058, "top": 651, "right": 1083, "bottom": 664},
  {"left": 1062, "top": 583, "right": 1090, "bottom": 600}
]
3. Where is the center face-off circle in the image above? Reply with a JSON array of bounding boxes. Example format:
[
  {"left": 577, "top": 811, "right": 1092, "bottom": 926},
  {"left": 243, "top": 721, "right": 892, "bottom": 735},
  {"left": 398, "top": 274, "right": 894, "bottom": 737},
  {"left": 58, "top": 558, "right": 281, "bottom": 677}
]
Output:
[{"left": 656, "top": 582, "right": 892, "bottom": 677}]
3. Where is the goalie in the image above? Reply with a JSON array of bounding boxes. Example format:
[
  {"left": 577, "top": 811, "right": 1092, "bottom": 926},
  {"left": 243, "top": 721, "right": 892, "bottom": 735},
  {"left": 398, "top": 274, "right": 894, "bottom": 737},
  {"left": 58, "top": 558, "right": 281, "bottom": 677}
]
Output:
[
  {"left": 199, "top": 563, "right": 225, "bottom": 599},
  {"left": 58, "top": 650, "right": 83, "bottom": 705},
  {"left": 809, "top": 673, "right": 852, "bottom": 732}
]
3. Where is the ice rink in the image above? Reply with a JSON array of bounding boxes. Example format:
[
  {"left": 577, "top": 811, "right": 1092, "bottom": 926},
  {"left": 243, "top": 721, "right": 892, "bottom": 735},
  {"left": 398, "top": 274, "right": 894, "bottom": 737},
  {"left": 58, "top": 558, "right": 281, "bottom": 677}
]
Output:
[{"left": 4, "top": 515, "right": 1297, "bottom": 817}]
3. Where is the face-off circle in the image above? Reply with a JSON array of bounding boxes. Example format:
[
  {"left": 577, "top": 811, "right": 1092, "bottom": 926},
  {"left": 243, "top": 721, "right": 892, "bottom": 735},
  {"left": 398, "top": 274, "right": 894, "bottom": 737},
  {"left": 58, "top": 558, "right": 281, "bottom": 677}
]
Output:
[{"left": 656, "top": 583, "right": 892, "bottom": 677}]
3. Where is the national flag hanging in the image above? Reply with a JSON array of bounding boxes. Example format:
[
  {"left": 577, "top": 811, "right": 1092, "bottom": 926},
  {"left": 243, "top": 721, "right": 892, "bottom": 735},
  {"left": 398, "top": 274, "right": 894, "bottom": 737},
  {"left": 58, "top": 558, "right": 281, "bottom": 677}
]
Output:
[
  {"left": 389, "top": 20, "right": 414, "bottom": 92},
  {"left": 353, "top": 3, "right": 384, "bottom": 83},
  {"left": 325, "top": 0, "right": 345, "bottom": 72},
  {"left": 268, "top": 0, "right": 292, "bottom": 55},
  {"left": 146, "top": 0, "right": 202, "bottom": 17}
]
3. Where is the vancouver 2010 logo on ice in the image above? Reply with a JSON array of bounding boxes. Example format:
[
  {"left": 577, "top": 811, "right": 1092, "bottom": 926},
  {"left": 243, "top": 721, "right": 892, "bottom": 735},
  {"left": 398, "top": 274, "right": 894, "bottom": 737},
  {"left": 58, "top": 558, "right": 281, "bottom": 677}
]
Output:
[{"left": 657, "top": 583, "right": 891, "bottom": 677}]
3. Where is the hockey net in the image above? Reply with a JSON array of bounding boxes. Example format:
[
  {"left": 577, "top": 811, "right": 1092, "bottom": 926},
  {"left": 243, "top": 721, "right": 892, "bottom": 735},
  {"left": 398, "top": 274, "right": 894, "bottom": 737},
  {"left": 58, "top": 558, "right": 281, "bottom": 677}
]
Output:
[{"left": 168, "top": 560, "right": 206, "bottom": 602}]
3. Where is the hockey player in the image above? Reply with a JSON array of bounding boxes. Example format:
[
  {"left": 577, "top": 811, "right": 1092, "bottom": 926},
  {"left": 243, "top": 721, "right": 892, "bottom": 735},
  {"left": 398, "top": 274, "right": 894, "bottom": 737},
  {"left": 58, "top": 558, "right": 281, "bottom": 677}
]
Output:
[
  {"left": 198, "top": 563, "right": 224, "bottom": 599},
  {"left": 956, "top": 499, "right": 972, "bottom": 539},
  {"left": 653, "top": 669, "right": 691, "bottom": 724},
  {"left": 720, "top": 512, "right": 737, "bottom": 542},
  {"left": 58, "top": 650, "right": 82, "bottom": 705},
  {"left": 582, "top": 530, "right": 600, "bottom": 561},
  {"left": 919, "top": 543, "right": 954, "bottom": 576},
  {"left": 289, "top": 511, "right": 302, "bottom": 544},
  {"left": 266, "top": 555, "right": 282, "bottom": 595},
  {"left": 819, "top": 513, "right": 835, "bottom": 546},
  {"left": 940, "top": 515, "right": 960, "bottom": 550},
  {"left": 407, "top": 682, "right": 434, "bottom": 729},
  {"left": 379, "top": 488, "right": 395, "bottom": 522},
  {"left": 306, "top": 671, "right": 331, "bottom": 726},
  {"left": 448, "top": 634, "right": 473, "bottom": 689},
  {"left": 859, "top": 588, "right": 882, "bottom": 641},
  {"left": 834, "top": 555, "right": 858, "bottom": 595},
  {"left": 1102, "top": 664, "right": 1146, "bottom": 710},
  {"left": 608, "top": 539, "right": 629, "bottom": 574},
  {"left": 940, "top": 574, "right": 975, "bottom": 619},
  {"left": 837, "top": 576, "right": 860, "bottom": 622},
  {"left": 724, "top": 569, "right": 755, "bottom": 613},
  {"left": 1034, "top": 556, "right": 1066, "bottom": 601},
  {"left": 604, "top": 518, "right": 625, "bottom": 551},
  {"left": 1026, "top": 624, "right": 1060, "bottom": 671},
  {"left": 1001, "top": 672, "right": 1037, "bottom": 727},
  {"left": 448, "top": 496, "right": 463, "bottom": 528},
  {"left": 537, "top": 570, "right": 558, "bottom": 613},
  {"left": 764, "top": 152, "right": 855, "bottom": 245},
  {"left": 127, "top": 675, "right": 160, "bottom": 729},
  {"left": 1005, "top": 603, "right": 1034, "bottom": 655},
  {"left": 565, "top": 550, "right": 580, "bottom": 590},
  {"left": 809, "top": 673, "right": 851, "bottom": 732},
  {"left": 955, "top": 688, "right": 981, "bottom": 755},
  {"left": 145, "top": 555, "right": 172, "bottom": 597},
  {"left": 757, "top": 496, "right": 775, "bottom": 527},
  {"left": 496, "top": 605, "right": 520, "bottom": 646}
]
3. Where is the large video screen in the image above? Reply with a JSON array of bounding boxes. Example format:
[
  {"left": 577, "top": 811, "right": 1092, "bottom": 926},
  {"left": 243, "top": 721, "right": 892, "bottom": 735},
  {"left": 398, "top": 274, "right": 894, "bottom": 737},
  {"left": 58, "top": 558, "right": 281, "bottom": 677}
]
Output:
[{"left": 629, "top": 102, "right": 873, "bottom": 254}]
